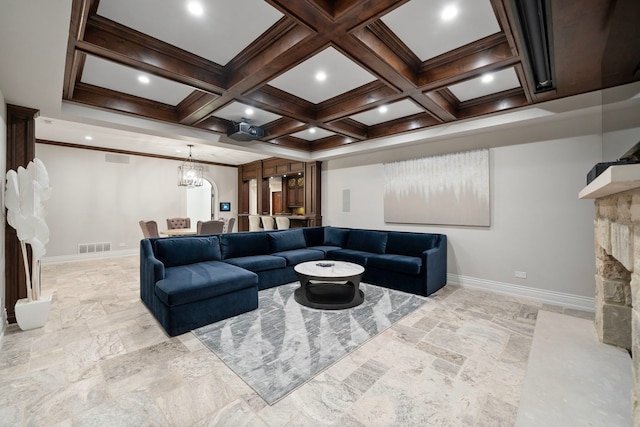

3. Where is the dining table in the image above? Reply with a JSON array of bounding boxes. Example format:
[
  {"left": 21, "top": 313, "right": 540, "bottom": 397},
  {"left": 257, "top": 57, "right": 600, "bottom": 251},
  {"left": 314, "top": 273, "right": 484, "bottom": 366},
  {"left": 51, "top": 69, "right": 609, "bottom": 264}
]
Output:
[{"left": 161, "top": 228, "right": 197, "bottom": 236}]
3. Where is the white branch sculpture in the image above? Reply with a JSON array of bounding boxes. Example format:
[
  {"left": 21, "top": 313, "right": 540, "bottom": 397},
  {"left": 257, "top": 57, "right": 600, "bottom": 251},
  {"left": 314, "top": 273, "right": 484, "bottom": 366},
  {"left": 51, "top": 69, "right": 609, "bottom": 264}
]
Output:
[{"left": 5, "top": 158, "right": 52, "bottom": 301}]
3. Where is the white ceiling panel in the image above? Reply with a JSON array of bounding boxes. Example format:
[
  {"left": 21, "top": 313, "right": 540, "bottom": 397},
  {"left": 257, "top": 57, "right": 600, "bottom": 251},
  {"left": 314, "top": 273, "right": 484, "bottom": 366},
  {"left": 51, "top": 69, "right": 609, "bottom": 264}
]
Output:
[
  {"left": 349, "top": 99, "right": 424, "bottom": 126},
  {"left": 290, "top": 128, "right": 336, "bottom": 141},
  {"left": 97, "top": 0, "right": 283, "bottom": 66},
  {"left": 381, "top": 0, "right": 501, "bottom": 61},
  {"left": 81, "top": 56, "right": 195, "bottom": 105},
  {"left": 448, "top": 67, "right": 521, "bottom": 101},
  {"left": 268, "top": 47, "right": 377, "bottom": 104},
  {"left": 212, "top": 102, "right": 282, "bottom": 126}
]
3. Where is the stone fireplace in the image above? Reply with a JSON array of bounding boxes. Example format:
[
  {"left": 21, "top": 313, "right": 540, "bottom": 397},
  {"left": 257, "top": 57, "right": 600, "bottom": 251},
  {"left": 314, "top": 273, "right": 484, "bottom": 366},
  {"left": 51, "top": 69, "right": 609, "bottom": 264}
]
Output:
[{"left": 580, "top": 164, "right": 640, "bottom": 422}]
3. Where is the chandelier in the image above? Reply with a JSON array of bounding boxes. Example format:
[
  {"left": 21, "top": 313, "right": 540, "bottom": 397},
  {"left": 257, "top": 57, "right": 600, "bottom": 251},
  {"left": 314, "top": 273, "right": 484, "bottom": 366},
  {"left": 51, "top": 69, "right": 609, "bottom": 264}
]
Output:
[{"left": 177, "top": 144, "right": 203, "bottom": 187}]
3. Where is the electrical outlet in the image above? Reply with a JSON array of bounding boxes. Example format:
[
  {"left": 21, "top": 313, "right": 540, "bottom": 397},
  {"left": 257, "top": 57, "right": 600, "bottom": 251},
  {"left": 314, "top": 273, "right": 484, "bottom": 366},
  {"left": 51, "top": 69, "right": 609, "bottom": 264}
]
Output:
[
  {"left": 119, "top": 243, "right": 126, "bottom": 247},
  {"left": 515, "top": 271, "right": 527, "bottom": 279}
]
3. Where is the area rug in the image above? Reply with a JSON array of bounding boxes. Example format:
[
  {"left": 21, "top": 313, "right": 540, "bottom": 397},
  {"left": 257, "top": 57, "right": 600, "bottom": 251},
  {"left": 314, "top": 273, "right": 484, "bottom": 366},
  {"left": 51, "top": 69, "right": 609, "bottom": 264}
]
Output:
[{"left": 192, "top": 281, "right": 426, "bottom": 404}]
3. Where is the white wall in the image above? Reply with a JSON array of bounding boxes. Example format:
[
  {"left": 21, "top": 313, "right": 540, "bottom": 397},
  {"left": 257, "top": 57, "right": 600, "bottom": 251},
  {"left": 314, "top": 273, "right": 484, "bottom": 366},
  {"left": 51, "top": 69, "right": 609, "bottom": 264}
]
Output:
[
  {"left": 602, "top": 126, "right": 640, "bottom": 162},
  {"left": 35, "top": 144, "right": 238, "bottom": 259},
  {"left": 322, "top": 133, "right": 602, "bottom": 300}
]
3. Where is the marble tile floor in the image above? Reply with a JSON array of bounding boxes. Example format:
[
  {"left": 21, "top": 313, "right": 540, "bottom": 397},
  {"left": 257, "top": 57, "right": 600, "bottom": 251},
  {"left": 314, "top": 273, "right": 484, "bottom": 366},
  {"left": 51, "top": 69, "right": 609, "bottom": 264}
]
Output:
[{"left": 0, "top": 256, "right": 600, "bottom": 426}]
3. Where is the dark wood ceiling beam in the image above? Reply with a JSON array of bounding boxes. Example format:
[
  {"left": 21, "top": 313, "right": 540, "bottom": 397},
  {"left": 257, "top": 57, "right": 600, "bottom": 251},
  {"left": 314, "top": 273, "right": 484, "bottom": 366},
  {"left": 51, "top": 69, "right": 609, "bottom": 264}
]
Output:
[
  {"left": 73, "top": 83, "right": 178, "bottom": 122},
  {"left": 456, "top": 88, "right": 528, "bottom": 119},
  {"left": 177, "top": 91, "right": 220, "bottom": 124},
  {"left": 226, "top": 20, "right": 317, "bottom": 91},
  {"left": 193, "top": 116, "right": 230, "bottom": 134},
  {"left": 416, "top": 91, "right": 458, "bottom": 121},
  {"left": 308, "top": 0, "right": 361, "bottom": 19},
  {"left": 419, "top": 37, "right": 519, "bottom": 91},
  {"left": 262, "top": 118, "right": 308, "bottom": 139},
  {"left": 367, "top": 112, "right": 441, "bottom": 139},
  {"left": 325, "top": 118, "right": 368, "bottom": 139},
  {"left": 265, "top": 136, "right": 314, "bottom": 151},
  {"left": 241, "top": 86, "right": 316, "bottom": 122},
  {"left": 316, "top": 81, "right": 399, "bottom": 122},
  {"left": 63, "top": 0, "right": 92, "bottom": 99},
  {"left": 80, "top": 16, "right": 227, "bottom": 93},
  {"left": 349, "top": 23, "right": 417, "bottom": 86},
  {"left": 309, "top": 134, "right": 358, "bottom": 151}
]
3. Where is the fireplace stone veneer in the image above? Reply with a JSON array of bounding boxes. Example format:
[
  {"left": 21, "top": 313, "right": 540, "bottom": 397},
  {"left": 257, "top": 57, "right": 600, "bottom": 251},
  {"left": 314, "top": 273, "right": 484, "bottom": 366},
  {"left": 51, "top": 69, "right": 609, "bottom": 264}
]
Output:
[{"left": 580, "top": 164, "right": 640, "bottom": 423}]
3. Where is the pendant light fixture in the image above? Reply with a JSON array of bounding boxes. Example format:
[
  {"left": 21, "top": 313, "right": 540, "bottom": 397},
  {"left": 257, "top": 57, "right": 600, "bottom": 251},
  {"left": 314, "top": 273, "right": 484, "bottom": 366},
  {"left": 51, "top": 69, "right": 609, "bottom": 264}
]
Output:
[{"left": 177, "top": 144, "right": 203, "bottom": 187}]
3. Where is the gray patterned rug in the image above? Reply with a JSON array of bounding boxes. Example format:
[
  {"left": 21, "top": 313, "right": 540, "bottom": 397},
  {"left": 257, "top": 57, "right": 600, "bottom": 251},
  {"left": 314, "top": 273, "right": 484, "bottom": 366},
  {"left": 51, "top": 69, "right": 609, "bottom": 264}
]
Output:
[{"left": 192, "top": 281, "right": 426, "bottom": 404}]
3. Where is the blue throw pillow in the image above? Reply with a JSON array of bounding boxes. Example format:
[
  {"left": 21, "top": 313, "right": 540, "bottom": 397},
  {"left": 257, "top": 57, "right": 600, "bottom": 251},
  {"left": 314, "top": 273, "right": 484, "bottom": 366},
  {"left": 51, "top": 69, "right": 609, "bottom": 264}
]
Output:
[
  {"left": 346, "top": 229, "right": 387, "bottom": 254},
  {"left": 323, "top": 227, "right": 350, "bottom": 247},
  {"left": 153, "top": 236, "right": 221, "bottom": 267},
  {"left": 268, "top": 229, "right": 307, "bottom": 253}
]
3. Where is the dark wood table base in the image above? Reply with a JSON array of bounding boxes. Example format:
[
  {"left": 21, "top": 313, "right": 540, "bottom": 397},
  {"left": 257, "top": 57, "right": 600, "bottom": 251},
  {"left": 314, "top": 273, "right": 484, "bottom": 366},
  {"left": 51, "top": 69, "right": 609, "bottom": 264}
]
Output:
[{"left": 294, "top": 277, "right": 364, "bottom": 309}]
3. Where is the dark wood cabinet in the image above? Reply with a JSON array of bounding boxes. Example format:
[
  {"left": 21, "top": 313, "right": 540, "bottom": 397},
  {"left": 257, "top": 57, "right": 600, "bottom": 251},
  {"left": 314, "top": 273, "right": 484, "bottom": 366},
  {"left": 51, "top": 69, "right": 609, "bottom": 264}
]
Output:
[
  {"left": 286, "top": 176, "right": 304, "bottom": 207},
  {"left": 238, "top": 158, "right": 321, "bottom": 231}
]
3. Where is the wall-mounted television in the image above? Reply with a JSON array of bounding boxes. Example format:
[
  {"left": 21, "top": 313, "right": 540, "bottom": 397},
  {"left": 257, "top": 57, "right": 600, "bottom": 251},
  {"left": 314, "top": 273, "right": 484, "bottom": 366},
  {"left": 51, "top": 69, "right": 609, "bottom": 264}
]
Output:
[{"left": 220, "top": 202, "right": 231, "bottom": 212}]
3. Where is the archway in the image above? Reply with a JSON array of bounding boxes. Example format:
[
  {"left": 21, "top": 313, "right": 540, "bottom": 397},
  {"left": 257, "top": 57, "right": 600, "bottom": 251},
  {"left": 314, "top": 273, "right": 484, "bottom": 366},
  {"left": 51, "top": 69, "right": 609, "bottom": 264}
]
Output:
[{"left": 186, "top": 178, "right": 219, "bottom": 222}]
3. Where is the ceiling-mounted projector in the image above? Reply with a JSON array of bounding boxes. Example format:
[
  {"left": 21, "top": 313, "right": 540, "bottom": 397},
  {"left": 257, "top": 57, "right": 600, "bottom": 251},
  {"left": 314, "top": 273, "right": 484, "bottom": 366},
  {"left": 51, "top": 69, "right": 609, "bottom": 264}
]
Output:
[{"left": 227, "top": 120, "right": 264, "bottom": 141}]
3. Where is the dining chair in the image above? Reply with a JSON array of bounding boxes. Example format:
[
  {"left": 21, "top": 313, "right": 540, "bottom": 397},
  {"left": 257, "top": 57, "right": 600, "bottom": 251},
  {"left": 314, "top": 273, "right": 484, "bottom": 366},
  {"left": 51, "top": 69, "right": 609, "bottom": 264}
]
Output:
[
  {"left": 167, "top": 217, "right": 191, "bottom": 229},
  {"left": 139, "top": 220, "right": 160, "bottom": 238},
  {"left": 197, "top": 220, "right": 225, "bottom": 235},
  {"left": 275, "top": 217, "right": 290, "bottom": 230},
  {"left": 223, "top": 217, "right": 236, "bottom": 233},
  {"left": 248, "top": 215, "right": 263, "bottom": 232},
  {"left": 261, "top": 216, "right": 276, "bottom": 230}
]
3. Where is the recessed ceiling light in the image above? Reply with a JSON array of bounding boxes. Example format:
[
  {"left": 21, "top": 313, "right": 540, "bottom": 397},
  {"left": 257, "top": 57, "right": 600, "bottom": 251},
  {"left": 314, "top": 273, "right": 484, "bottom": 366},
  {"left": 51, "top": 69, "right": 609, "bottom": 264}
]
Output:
[
  {"left": 244, "top": 108, "right": 254, "bottom": 116},
  {"left": 176, "top": 149, "right": 182, "bottom": 153},
  {"left": 315, "top": 71, "right": 327, "bottom": 82},
  {"left": 84, "top": 135, "right": 93, "bottom": 140},
  {"left": 187, "top": 1, "right": 204, "bottom": 16},
  {"left": 309, "top": 127, "right": 316, "bottom": 134},
  {"left": 440, "top": 5, "right": 458, "bottom": 21},
  {"left": 481, "top": 74, "right": 494, "bottom": 83},
  {"left": 378, "top": 106, "right": 388, "bottom": 113},
  {"left": 138, "top": 75, "right": 150, "bottom": 84}
]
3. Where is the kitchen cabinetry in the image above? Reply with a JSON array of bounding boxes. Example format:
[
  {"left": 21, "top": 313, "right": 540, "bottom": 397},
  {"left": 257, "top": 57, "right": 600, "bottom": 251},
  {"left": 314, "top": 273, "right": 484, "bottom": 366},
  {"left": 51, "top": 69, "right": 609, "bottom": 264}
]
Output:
[{"left": 287, "top": 176, "right": 304, "bottom": 207}]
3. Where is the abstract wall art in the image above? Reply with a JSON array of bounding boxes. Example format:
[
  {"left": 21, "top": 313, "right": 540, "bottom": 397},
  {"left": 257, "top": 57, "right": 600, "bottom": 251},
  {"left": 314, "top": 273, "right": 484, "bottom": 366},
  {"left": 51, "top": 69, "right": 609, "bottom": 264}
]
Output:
[{"left": 383, "top": 149, "right": 490, "bottom": 226}]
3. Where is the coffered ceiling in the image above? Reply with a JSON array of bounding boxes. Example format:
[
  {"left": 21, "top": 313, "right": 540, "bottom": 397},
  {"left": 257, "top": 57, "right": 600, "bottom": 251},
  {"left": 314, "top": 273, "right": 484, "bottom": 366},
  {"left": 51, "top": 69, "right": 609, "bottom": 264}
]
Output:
[{"left": 58, "top": 0, "right": 638, "bottom": 158}]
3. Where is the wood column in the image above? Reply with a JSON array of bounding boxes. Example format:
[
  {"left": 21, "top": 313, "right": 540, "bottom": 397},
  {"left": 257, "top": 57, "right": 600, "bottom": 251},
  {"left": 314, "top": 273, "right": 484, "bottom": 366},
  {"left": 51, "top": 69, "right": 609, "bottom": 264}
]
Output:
[
  {"left": 305, "top": 161, "right": 322, "bottom": 226},
  {"left": 5, "top": 104, "right": 38, "bottom": 323}
]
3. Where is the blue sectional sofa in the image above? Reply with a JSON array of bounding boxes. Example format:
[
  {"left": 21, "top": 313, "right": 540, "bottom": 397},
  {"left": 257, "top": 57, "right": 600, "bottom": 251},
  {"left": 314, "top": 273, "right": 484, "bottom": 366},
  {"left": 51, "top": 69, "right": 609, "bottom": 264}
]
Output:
[{"left": 140, "top": 226, "right": 447, "bottom": 336}]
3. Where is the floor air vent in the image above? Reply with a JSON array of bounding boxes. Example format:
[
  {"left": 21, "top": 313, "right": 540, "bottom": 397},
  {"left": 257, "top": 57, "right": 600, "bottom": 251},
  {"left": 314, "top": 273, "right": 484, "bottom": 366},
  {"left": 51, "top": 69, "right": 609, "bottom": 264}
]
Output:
[{"left": 78, "top": 242, "right": 112, "bottom": 254}]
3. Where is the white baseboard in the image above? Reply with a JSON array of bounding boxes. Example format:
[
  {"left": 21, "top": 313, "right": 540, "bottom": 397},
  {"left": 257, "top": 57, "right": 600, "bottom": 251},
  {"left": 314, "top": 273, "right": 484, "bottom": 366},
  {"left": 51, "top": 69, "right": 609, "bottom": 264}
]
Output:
[
  {"left": 42, "top": 249, "right": 138, "bottom": 264},
  {"left": 447, "top": 273, "right": 595, "bottom": 312}
]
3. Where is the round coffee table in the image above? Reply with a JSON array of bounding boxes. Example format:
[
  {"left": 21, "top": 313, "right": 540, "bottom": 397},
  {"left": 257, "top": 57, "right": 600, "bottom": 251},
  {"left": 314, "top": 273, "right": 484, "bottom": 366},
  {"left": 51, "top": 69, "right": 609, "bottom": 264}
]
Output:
[{"left": 293, "top": 261, "right": 365, "bottom": 309}]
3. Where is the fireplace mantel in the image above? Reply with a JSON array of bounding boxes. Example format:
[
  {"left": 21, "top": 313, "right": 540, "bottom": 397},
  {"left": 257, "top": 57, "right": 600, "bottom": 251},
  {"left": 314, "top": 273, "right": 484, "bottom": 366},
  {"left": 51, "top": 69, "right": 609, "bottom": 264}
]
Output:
[{"left": 579, "top": 164, "right": 640, "bottom": 199}]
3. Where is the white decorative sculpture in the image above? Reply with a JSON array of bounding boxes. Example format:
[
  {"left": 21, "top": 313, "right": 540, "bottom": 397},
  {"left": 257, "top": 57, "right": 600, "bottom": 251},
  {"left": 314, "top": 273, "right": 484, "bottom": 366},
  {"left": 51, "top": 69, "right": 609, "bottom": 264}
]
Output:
[{"left": 5, "top": 158, "right": 52, "bottom": 329}]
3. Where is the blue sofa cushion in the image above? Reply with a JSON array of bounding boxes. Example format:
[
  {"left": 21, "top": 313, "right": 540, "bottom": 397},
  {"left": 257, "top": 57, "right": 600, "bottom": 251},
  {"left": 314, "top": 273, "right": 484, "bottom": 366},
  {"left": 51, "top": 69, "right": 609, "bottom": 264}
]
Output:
[
  {"left": 306, "top": 245, "right": 341, "bottom": 255},
  {"left": 155, "top": 261, "right": 257, "bottom": 306},
  {"left": 327, "top": 249, "right": 369, "bottom": 266},
  {"left": 225, "top": 255, "right": 287, "bottom": 272},
  {"left": 346, "top": 229, "right": 387, "bottom": 254},
  {"left": 153, "top": 236, "right": 221, "bottom": 267},
  {"left": 220, "top": 232, "right": 270, "bottom": 259},
  {"left": 272, "top": 248, "right": 325, "bottom": 265},
  {"left": 303, "top": 227, "right": 325, "bottom": 247},
  {"left": 324, "top": 227, "right": 350, "bottom": 247},
  {"left": 386, "top": 232, "right": 437, "bottom": 257},
  {"left": 268, "top": 229, "right": 307, "bottom": 253},
  {"left": 367, "top": 254, "right": 422, "bottom": 275}
]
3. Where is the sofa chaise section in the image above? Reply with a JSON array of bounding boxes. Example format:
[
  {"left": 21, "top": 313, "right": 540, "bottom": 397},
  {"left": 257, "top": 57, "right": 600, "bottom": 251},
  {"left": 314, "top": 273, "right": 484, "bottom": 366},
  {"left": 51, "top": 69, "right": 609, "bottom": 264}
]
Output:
[{"left": 140, "top": 236, "right": 258, "bottom": 336}]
